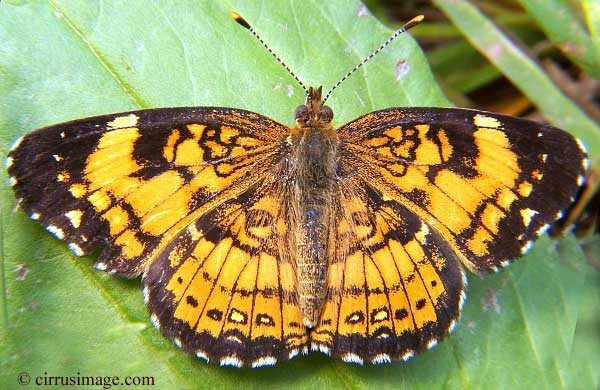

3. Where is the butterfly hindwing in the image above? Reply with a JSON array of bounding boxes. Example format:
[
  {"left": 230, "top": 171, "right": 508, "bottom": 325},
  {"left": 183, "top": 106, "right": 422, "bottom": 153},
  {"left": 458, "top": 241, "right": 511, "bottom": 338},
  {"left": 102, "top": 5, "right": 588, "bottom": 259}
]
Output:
[
  {"left": 311, "top": 175, "right": 465, "bottom": 363},
  {"left": 339, "top": 107, "right": 588, "bottom": 272},
  {"left": 7, "top": 108, "right": 287, "bottom": 277},
  {"left": 143, "top": 170, "right": 308, "bottom": 367}
]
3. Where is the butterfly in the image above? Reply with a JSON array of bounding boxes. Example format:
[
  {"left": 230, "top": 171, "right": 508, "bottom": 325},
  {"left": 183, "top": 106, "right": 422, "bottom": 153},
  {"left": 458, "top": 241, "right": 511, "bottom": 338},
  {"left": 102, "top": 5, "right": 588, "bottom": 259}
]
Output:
[{"left": 6, "top": 15, "right": 588, "bottom": 368}]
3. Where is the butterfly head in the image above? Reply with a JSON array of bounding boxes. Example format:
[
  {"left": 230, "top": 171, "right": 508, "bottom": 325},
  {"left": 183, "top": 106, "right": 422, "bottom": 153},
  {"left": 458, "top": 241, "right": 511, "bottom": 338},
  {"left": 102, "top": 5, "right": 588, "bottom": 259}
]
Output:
[{"left": 294, "top": 86, "right": 333, "bottom": 130}]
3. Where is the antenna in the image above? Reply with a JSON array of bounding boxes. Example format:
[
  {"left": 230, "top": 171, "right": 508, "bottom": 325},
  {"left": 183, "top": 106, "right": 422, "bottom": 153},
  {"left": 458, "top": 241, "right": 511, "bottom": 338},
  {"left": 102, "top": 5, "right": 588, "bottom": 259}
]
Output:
[
  {"left": 323, "top": 14, "right": 424, "bottom": 103},
  {"left": 231, "top": 11, "right": 308, "bottom": 94},
  {"left": 231, "top": 11, "right": 424, "bottom": 102}
]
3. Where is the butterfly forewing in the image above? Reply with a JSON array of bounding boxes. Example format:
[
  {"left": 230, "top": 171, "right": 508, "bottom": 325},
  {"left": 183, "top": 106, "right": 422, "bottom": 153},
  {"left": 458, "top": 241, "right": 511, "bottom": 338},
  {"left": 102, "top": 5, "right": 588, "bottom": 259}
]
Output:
[
  {"left": 8, "top": 108, "right": 287, "bottom": 277},
  {"left": 338, "top": 107, "right": 588, "bottom": 272}
]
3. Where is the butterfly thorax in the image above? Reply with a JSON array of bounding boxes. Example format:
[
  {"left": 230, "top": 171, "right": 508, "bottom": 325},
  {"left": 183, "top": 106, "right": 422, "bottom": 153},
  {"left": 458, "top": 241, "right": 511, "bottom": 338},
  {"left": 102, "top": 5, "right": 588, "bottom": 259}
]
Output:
[{"left": 291, "top": 87, "right": 339, "bottom": 327}]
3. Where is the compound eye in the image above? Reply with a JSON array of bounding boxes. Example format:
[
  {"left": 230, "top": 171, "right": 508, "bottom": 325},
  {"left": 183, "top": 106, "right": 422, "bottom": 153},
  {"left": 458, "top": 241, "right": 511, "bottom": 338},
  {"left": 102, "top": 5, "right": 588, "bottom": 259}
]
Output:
[
  {"left": 320, "top": 105, "right": 333, "bottom": 122},
  {"left": 295, "top": 105, "right": 308, "bottom": 121}
]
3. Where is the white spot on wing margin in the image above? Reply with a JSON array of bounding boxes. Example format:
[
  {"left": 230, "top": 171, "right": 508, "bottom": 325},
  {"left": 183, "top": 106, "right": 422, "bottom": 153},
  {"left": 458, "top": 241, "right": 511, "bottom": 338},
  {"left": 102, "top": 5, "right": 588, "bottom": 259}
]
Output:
[
  {"left": 251, "top": 356, "right": 277, "bottom": 367},
  {"left": 68, "top": 243, "right": 84, "bottom": 256},
  {"left": 372, "top": 353, "right": 391, "bottom": 364},
  {"left": 220, "top": 356, "right": 243, "bottom": 367},
  {"left": 95, "top": 262, "right": 107, "bottom": 271},
  {"left": 402, "top": 350, "right": 414, "bottom": 361},
  {"left": 196, "top": 350, "right": 209, "bottom": 362},
  {"left": 426, "top": 339, "right": 438, "bottom": 349},
  {"left": 46, "top": 225, "right": 64, "bottom": 239},
  {"left": 150, "top": 313, "right": 160, "bottom": 329},
  {"left": 520, "top": 240, "right": 534, "bottom": 254},
  {"left": 173, "top": 337, "right": 182, "bottom": 348},
  {"left": 9, "top": 135, "right": 24, "bottom": 152},
  {"left": 341, "top": 353, "right": 363, "bottom": 364}
]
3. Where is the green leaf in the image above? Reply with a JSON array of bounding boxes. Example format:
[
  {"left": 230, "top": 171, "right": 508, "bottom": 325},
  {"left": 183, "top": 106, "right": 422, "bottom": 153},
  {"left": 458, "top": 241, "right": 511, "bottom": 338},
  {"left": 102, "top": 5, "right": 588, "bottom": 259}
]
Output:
[
  {"left": 566, "top": 248, "right": 600, "bottom": 390},
  {"left": 1, "top": 1, "right": 597, "bottom": 389},
  {"left": 583, "top": 0, "right": 600, "bottom": 60},
  {"left": 427, "top": 40, "right": 502, "bottom": 95},
  {"left": 517, "top": 0, "right": 600, "bottom": 81}
]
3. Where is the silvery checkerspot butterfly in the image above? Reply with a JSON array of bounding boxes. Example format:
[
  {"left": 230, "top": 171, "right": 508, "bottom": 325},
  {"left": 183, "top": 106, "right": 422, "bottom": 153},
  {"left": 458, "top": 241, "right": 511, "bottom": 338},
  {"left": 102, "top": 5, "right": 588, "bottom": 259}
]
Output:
[{"left": 6, "top": 14, "right": 588, "bottom": 368}]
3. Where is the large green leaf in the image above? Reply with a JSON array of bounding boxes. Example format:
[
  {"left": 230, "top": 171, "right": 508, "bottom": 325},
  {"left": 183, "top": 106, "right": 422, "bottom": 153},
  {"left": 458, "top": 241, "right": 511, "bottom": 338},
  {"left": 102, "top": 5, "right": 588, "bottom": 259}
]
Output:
[{"left": 1, "top": 1, "right": 597, "bottom": 389}]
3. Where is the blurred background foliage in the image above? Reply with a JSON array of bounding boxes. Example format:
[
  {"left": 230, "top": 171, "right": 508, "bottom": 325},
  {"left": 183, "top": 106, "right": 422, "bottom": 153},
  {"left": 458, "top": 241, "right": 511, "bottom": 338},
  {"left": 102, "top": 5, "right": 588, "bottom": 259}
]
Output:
[{"left": 367, "top": 0, "right": 599, "bottom": 126}]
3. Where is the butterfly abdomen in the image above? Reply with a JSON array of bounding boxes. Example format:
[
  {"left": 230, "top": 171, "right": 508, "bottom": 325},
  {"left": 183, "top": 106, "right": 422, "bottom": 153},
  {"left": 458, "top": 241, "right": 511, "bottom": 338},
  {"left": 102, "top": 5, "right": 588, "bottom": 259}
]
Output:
[{"left": 293, "top": 129, "right": 339, "bottom": 327}]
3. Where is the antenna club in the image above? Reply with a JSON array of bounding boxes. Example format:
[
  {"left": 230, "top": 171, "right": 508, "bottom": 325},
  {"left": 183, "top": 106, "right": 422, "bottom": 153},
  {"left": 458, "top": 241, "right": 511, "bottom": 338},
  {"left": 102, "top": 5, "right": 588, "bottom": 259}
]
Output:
[
  {"left": 411, "top": 15, "right": 425, "bottom": 25},
  {"left": 230, "top": 11, "right": 251, "bottom": 29}
]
